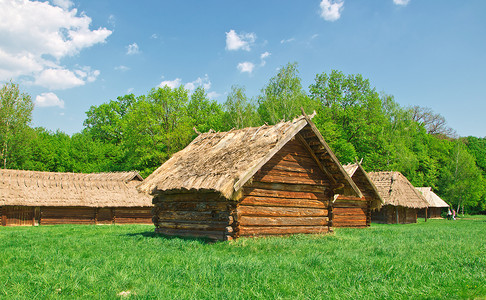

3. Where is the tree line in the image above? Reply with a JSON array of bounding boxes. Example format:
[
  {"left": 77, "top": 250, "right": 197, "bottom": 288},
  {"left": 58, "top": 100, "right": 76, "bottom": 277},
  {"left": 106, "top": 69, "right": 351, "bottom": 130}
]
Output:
[{"left": 1, "top": 63, "right": 485, "bottom": 213}]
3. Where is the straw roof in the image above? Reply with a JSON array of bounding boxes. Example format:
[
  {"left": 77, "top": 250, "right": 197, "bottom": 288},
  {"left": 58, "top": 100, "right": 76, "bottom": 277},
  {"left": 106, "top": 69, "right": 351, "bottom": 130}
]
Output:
[
  {"left": 139, "top": 113, "right": 361, "bottom": 199},
  {"left": 416, "top": 187, "right": 449, "bottom": 208},
  {"left": 0, "top": 169, "right": 151, "bottom": 207},
  {"left": 342, "top": 163, "right": 384, "bottom": 210},
  {"left": 368, "top": 171, "right": 428, "bottom": 209}
]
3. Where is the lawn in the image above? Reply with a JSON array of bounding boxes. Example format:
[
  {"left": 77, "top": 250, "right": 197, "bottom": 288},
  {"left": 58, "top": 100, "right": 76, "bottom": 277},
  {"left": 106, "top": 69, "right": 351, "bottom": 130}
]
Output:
[{"left": 1, "top": 216, "right": 485, "bottom": 299}]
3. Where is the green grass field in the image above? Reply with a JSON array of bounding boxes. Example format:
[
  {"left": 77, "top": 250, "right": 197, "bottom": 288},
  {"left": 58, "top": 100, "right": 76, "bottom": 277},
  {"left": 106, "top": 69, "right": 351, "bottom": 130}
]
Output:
[{"left": 1, "top": 216, "right": 485, "bottom": 299}]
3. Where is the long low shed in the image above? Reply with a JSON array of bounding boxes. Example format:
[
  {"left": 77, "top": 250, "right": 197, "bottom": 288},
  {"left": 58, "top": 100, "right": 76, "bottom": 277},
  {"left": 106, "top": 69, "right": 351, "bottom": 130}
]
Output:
[
  {"left": 138, "top": 112, "right": 362, "bottom": 240},
  {"left": 333, "top": 163, "right": 383, "bottom": 227},
  {"left": 0, "top": 170, "right": 152, "bottom": 226},
  {"left": 416, "top": 187, "right": 450, "bottom": 219},
  {"left": 369, "top": 171, "right": 428, "bottom": 224}
]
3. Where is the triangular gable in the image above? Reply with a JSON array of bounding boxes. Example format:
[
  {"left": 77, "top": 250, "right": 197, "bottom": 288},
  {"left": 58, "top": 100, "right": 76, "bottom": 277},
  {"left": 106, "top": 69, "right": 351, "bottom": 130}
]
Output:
[
  {"left": 343, "top": 163, "right": 384, "bottom": 210},
  {"left": 139, "top": 113, "right": 362, "bottom": 199}
]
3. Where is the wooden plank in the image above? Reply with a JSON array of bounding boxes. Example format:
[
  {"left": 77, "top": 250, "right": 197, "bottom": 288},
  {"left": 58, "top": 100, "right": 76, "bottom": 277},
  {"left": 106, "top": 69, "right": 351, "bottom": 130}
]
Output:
[
  {"left": 239, "top": 196, "right": 328, "bottom": 209},
  {"left": 333, "top": 200, "right": 368, "bottom": 208},
  {"left": 333, "top": 207, "right": 366, "bottom": 215},
  {"left": 233, "top": 119, "right": 308, "bottom": 192},
  {"left": 155, "top": 201, "right": 232, "bottom": 212},
  {"left": 1, "top": 206, "right": 6, "bottom": 226},
  {"left": 158, "top": 222, "right": 231, "bottom": 231},
  {"left": 238, "top": 205, "right": 327, "bottom": 217},
  {"left": 156, "top": 210, "right": 231, "bottom": 222},
  {"left": 238, "top": 216, "right": 328, "bottom": 226},
  {"left": 245, "top": 181, "right": 327, "bottom": 195},
  {"left": 239, "top": 225, "right": 330, "bottom": 236},
  {"left": 252, "top": 173, "right": 328, "bottom": 186},
  {"left": 296, "top": 133, "right": 337, "bottom": 186}
]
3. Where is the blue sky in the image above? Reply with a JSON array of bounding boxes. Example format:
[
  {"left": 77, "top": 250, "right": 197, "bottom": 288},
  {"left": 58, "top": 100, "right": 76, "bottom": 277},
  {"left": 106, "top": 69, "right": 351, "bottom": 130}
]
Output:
[{"left": 1, "top": 0, "right": 485, "bottom": 137}]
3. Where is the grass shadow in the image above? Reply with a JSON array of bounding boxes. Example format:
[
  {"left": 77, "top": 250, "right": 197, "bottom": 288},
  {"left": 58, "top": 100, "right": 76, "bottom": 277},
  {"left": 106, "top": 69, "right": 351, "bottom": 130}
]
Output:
[{"left": 125, "top": 231, "right": 217, "bottom": 244}]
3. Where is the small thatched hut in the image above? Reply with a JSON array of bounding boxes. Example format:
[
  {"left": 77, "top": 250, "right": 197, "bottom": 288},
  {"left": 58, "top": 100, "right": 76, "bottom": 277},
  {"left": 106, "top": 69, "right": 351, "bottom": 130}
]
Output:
[
  {"left": 416, "top": 187, "right": 449, "bottom": 219},
  {"left": 333, "top": 163, "right": 383, "bottom": 227},
  {"left": 0, "top": 169, "right": 152, "bottom": 226},
  {"left": 138, "top": 113, "right": 362, "bottom": 240},
  {"left": 369, "top": 171, "right": 428, "bottom": 224}
]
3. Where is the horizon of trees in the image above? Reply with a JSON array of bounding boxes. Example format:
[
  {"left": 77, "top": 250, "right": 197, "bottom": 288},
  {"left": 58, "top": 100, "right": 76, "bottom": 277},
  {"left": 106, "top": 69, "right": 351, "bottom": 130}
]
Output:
[{"left": 1, "top": 63, "right": 485, "bottom": 214}]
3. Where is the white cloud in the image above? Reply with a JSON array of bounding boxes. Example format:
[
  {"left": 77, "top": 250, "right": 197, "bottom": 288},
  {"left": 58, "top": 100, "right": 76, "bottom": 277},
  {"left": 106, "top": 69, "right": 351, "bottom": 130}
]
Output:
[
  {"left": 207, "top": 91, "right": 221, "bottom": 99},
  {"left": 0, "top": 0, "right": 111, "bottom": 89},
  {"left": 260, "top": 52, "right": 271, "bottom": 66},
  {"left": 108, "top": 14, "right": 116, "bottom": 27},
  {"left": 237, "top": 62, "right": 255, "bottom": 74},
  {"left": 319, "top": 0, "right": 344, "bottom": 21},
  {"left": 35, "top": 68, "right": 84, "bottom": 90},
  {"left": 126, "top": 43, "right": 140, "bottom": 55},
  {"left": 393, "top": 0, "right": 410, "bottom": 5},
  {"left": 311, "top": 34, "right": 319, "bottom": 39},
  {"left": 35, "top": 92, "right": 65, "bottom": 108},
  {"left": 34, "top": 66, "right": 99, "bottom": 90},
  {"left": 52, "top": 0, "right": 73, "bottom": 10},
  {"left": 115, "top": 65, "right": 130, "bottom": 71},
  {"left": 184, "top": 74, "right": 211, "bottom": 92},
  {"left": 151, "top": 33, "right": 158, "bottom": 39},
  {"left": 225, "top": 29, "right": 256, "bottom": 51},
  {"left": 159, "top": 78, "right": 182, "bottom": 89},
  {"left": 280, "top": 38, "right": 295, "bottom": 44}
]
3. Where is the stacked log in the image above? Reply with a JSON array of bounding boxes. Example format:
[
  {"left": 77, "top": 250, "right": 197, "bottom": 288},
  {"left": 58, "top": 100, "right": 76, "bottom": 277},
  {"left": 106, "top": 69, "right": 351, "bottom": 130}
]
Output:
[{"left": 152, "top": 191, "right": 236, "bottom": 241}]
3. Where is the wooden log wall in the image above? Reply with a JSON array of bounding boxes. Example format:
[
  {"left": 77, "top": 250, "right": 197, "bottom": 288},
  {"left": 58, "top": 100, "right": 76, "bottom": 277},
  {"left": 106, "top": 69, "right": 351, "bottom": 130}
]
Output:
[
  {"left": 0, "top": 206, "right": 153, "bottom": 226},
  {"left": 152, "top": 191, "right": 236, "bottom": 241},
  {"left": 418, "top": 207, "right": 443, "bottom": 219},
  {"left": 371, "top": 205, "right": 418, "bottom": 224},
  {"left": 237, "top": 139, "right": 332, "bottom": 237},
  {"left": 333, "top": 196, "right": 368, "bottom": 227}
]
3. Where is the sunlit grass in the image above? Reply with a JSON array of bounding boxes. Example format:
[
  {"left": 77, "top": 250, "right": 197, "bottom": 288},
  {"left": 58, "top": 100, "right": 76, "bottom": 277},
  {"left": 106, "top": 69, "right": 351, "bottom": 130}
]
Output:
[{"left": 1, "top": 216, "right": 485, "bottom": 298}]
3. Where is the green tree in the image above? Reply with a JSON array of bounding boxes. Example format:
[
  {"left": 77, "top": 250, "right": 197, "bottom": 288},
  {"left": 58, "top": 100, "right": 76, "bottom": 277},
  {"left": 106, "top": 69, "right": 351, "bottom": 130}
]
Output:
[
  {"left": 258, "top": 62, "right": 315, "bottom": 124},
  {"left": 0, "top": 81, "right": 34, "bottom": 169},
  {"left": 223, "top": 85, "right": 259, "bottom": 129},
  {"left": 187, "top": 87, "right": 224, "bottom": 133},
  {"left": 309, "top": 70, "right": 387, "bottom": 165}
]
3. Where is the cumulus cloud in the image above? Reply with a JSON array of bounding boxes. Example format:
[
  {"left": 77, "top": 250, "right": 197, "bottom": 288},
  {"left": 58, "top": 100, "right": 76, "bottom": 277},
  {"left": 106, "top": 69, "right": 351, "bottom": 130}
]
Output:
[
  {"left": 0, "top": 0, "right": 111, "bottom": 88},
  {"left": 115, "top": 65, "right": 130, "bottom": 71},
  {"left": 225, "top": 29, "right": 256, "bottom": 51},
  {"left": 52, "top": 0, "right": 74, "bottom": 10},
  {"left": 207, "top": 91, "right": 221, "bottom": 99},
  {"left": 35, "top": 92, "right": 65, "bottom": 108},
  {"left": 237, "top": 62, "right": 255, "bottom": 74},
  {"left": 260, "top": 52, "right": 271, "bottom": 66},
  {"left": 158, "top": 78, "right": 182, "bottom": 89},
  {"left": 184, "top": 74, "right": 211, "bottom": 92},
  {"left": 280, "top": 38, "right": 295, "bottom": 44},
  {"left": 126, "top": 43, "right": 140, "bottom": 55},
  {"left": 393, "top": 0, "right": 410, "bottom": 5},
  {"left": 34, "top": 66, "right": 99, "bottom": 90},
  {"left": 319, "top": 0, "right": 344, "bottom": 21}
]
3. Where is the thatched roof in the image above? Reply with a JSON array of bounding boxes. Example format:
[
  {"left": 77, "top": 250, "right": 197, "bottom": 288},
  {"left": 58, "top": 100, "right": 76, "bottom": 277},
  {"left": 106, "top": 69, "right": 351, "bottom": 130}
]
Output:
[
  {"left": 0, "top": 169, "right": 151, "bottom": 207},
  {"left": 416, "top": 187, "right": 449, "bottom": 208},
  {"left": 368, "top": 171, "right": 428, "bottom": 209},
  {"left": 342, "top": 163, "right": 384, "bottom": 210},
  {"left": 139, "top": 113, "right": 361, "bottom": 199}
]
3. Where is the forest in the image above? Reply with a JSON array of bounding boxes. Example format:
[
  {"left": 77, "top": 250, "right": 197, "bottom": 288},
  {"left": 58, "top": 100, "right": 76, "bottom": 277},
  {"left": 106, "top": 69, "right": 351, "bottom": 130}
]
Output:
[{"left": 1, "top": 63, "right": 485, "bottom": 214}]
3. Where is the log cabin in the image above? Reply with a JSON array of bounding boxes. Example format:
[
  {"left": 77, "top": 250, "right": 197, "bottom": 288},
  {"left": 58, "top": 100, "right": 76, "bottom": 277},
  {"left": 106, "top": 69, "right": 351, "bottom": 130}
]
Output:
[
  {"left": 138, "top": 113, "right": 362, "bottom": 241},
  {"left": 0, "top": 170, "right": 152, "bottom": 226},
  {"left": 333, "top": 163, "right": 383, "bottom": 227},
  {"left": 416, "top": 187, "right": 449, "bottom": 219},
  {"left": 369, "top": 171, "right": 428, "bottom": 224}
]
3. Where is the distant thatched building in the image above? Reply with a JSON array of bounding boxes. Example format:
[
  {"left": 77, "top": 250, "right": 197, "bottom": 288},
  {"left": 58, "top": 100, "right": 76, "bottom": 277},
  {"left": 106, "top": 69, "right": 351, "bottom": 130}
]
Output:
[
  {"left": 138, "top": 113, "right": 362, "bottom": 240},
  {"left": 369, "top": 171, "right": 428, "bottom": 224},
  {"left": 0, "top": 169, "right": 152, "bottom": 226},
  {"left": 416, "top": 187, "right": 449, "bottom": 219},
  {"left": 333, "top": 163, "right": 383, "bottom": 227}
]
